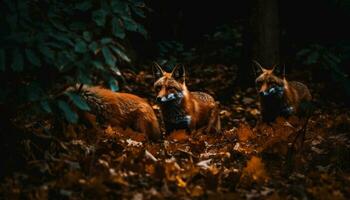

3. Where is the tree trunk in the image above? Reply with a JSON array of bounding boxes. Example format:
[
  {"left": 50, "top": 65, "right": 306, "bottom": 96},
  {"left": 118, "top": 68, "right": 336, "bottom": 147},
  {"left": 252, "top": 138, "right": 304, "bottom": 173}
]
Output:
[
  {"left": 238, "top": 0, "right": 280, "bottom": 87},
  {"left": 251, "top": 0, "right": 280, "bottom": 67}
]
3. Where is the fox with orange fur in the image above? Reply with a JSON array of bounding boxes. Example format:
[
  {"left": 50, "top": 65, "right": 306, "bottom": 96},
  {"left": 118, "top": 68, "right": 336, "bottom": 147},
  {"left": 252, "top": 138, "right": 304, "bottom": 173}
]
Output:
[
  {"left": 153, "top": 64, "right": 221, "bottom": 134},
  {"left": 75, "top": 86, "right": 161, "bottom": 140},
  {"left": 253, "top": 61, "right": 312, "bottom": 122}
]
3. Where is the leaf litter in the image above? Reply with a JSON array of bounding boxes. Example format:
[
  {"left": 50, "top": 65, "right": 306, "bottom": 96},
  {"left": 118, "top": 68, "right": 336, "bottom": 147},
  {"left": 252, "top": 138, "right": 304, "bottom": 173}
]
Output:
[{"left": 1, "top": 64, "right": 349, "bottom": 199}]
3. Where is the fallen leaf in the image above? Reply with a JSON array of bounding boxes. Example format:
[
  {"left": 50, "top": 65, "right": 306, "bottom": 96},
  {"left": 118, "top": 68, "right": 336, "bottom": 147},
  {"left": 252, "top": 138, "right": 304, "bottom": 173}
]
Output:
[
  {"left": 242, "top": 156, "right": 268, "bottom": 182},
  {"left": 145, "top": 150, "right": 158, "bottom": 162},
  {"left": 176, "top": 176, "right": 187, "bottom": 188},
  {"left": 168, "top": 129, "right": 189, "bottom": 142},
  {"left": 237, "top": 123, "right": 253, "bottom": 142},
  {"left": 197, "top": 159, "right": 212, "bottom": 170}
]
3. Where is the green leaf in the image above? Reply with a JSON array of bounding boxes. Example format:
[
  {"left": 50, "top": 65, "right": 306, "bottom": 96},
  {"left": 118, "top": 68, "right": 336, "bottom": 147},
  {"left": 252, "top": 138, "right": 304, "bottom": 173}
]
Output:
[
  {"left": 39, "top": 45, "right": 55, "bottom": 60},
  {"left": 296, "top": 49, "right": 311, "bottom": 57},
  {"left": 109, "top": 65, "right": 122, "bottom": 76},
  {"left": 57, "top": 51, "right": 71, "bottom": 68},
  {"left": 57, "top": 100, "right": 78, "bottom": 123},
  {"left": 109, "top": 78, "right": 119, "bottom": 92},
  {"left": 102, "top": 46, "right": 116, "bottom": 67},
  {"left": 89, "top": 41, "right": 99, "bottom": 54},
  {"left": 101, "top": 38, "right": 113, "bottom": 45},
  {"left": 78, "top": 70, "right": 92, "bottom": 84},
  {"left": 50, "top": 20, "right": 68, "bottom": 32},
  {"left": 110, "top": 46, "right": 131, "bottom": 63},
  {"left": 137, "top": 24, "right": 147, "bottom": 37},
  {"left": 11, "top": 49, "right": 24, "bottom": 72},
  {"left": 75, "top": 1, "right": 93, "bottom": 11},
  {"left": 75, "top": 40, "right": 88, "bottom": 53},
  {"left": 83, "top": 31, "right": 92, "bottom": 42},
  {"left": 40, "top": 100, "right": 52, "bottom": 113},
  {"left": 131, "top": 6, "right": 145, "bottom": 18},
  {"left": 25, "top": 49, "right": 41, "bottom": 67},
  {"left": 92, "top": 60, "right": 105, "bottom": 70},
  {"left": 0, "top": 49, "right": 5, "bottom": 71},
  {"left": 66, "top": 92, "right": 90, "bottom": 111},
  {"left": 112, "top": 17, "right": 125, "bottom": 39},
  {"left": 92, "top": 9, "right": 108, "bottom": 26},
  {"left": 122, "top": 17, "right": 138, "bottom": 31},
  {"left": 49, "top": 33, "right": 74, "bottom": 46},
  {"left": 111, "top": 0, "right": 130, "bottom": 15}
]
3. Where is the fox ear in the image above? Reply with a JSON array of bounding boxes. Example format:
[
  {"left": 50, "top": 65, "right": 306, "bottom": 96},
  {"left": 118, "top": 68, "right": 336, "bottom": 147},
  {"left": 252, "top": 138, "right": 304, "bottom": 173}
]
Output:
[
  {"left": 152, "top": 62, "right": 164, "bottom": 80},
  {"left": 171, "top": 64, "right": 186, "bottom": 83},
  {"left": 253, "top": 60, "right": 266, "bottom": 74}
]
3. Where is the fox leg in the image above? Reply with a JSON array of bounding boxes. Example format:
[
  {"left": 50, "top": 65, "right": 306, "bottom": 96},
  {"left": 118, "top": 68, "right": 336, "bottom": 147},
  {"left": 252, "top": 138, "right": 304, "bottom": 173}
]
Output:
[
  {"left": 205, "top": 103, "right": 221, "bottom": 134},
  {"left": 137, "top": 114, "right": 162, "bottom": 141}
]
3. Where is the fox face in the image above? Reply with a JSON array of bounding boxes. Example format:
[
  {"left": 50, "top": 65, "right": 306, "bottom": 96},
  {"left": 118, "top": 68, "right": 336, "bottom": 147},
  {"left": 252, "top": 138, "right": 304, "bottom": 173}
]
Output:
[
  {"left": 253, "top": 61, "right": 312, "bottom": 122},
  {"left": 253, "top": 61, "right": 292, "bottom": 122},
  {"left": 153, "top": 63, "right": 221, "bottom": 134},
  {"left": 254, "top": 61, "right": 284, "bottom": 98},
  {"left": 153, "top": 64, "right": 186, "bottom": 105}
]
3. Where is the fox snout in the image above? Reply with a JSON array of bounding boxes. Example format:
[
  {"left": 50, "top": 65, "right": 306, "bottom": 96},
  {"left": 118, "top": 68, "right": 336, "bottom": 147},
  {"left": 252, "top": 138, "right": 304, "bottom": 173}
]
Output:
[
  {"left": 156, "top": 92, "right": 184, "bottom": 104},
  {"left": 258, "top": 85, "right": 284, "bottom": 97}
]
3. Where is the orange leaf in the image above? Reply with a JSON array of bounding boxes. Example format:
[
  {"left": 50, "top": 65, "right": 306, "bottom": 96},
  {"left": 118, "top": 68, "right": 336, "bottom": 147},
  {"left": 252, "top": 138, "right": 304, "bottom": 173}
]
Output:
[
  {"left": 168, "top": 129, "right": 189, "bottom": 142},
  {"left": 237, "top": 123, "right": 253, "bottom": 142},
  {"left": 242, "top": 156, "right": 269, "bottom": 182}
]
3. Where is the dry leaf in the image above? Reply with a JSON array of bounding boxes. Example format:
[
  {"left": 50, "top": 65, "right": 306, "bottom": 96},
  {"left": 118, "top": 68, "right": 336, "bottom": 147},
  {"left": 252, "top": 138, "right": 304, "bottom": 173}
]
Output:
[{"left": 242, "top": 156, "right": 268, "bottom": 182}]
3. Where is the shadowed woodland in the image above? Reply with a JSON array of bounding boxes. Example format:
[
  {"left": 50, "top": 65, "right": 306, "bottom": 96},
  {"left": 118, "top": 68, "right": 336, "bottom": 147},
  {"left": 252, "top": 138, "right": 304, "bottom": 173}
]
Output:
[{"left": 1, "top": 0, "right": 350, "bottom": 199}]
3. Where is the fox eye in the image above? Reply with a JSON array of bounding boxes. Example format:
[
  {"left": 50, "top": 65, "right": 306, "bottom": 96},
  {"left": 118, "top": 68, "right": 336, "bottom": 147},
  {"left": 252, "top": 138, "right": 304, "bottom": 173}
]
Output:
[
  {"left": 168, "top": 86, "right": 176, "bottom": 90},
  {"left": 269, "top": 81, "right": 276, "bottom": 86},
  {"left": 155, "top": 86, "right": 161, "bottom": 91}
]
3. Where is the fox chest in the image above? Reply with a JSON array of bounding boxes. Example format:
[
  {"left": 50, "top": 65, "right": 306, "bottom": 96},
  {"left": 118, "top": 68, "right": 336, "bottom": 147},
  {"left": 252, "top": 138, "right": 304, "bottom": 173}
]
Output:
[
  {"left": 260, "top": 86, "right": 294, "bottom": 122},
  {"left": 160, "top": 104, "right": 192, "bottom": 133}
]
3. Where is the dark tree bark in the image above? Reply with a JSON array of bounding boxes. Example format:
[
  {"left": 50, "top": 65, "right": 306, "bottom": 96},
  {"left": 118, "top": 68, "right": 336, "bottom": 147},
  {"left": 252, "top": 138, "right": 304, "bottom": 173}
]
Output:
[
  {"left": 238, "top": 0, "right": 280, "bottom": 87},
  {"left": 250, "top": 0, "right": 280, "bottom": 67}
]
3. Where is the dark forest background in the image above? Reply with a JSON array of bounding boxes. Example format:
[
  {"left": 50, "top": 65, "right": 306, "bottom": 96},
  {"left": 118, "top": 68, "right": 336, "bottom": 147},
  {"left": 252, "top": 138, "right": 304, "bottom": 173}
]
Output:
[
  {"left": 1, "top": 0, "right": 350, "bottom": 199},
  {"left": 143, "top": 0, "right": 350, "bottom": 97},
  {"left": 125, "top": 0, "right": 350, "bottom": 105},
  {"left": 1, "top": 0, "right": 350, "bottom": 124}
]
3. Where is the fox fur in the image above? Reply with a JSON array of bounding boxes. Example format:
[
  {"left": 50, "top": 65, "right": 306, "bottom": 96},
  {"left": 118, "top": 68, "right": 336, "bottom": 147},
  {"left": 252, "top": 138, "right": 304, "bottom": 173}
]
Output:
[
  {"left": 75, "top": 86, "right": 161, "bottom": 140},
  {"left": 253, "top": 61, "right": 312, "bottom": 122},
  {"left": 153, "top": 64, "right": 221, "bottom": 133}
]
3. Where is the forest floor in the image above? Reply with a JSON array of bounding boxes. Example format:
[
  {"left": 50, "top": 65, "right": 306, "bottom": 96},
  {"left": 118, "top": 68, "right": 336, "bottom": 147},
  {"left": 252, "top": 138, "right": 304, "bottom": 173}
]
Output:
[{"left": 0, "top": 64, "right": 350, "bottom": 199}]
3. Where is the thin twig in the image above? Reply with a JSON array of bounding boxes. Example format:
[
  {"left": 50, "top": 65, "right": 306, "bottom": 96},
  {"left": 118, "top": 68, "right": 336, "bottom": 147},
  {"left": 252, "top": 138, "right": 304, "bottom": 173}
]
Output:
[{"left": 285, "top": 114, "right": 313, "bottom": 174}]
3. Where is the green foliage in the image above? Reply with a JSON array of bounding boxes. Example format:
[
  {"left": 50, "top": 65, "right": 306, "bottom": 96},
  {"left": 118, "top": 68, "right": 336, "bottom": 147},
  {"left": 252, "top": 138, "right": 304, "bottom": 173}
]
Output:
[
  {"left": 157, "top": 41, "right": 195, "bottom": 65},
  {"left": 200, "top": 25, "right": 243, "bottom": 63},
  {"left": 297, "top": 44, "right": 350, "bottom": 95},
  {"left": 57, "top": 100, "right": 79, "bottom": 124},
  {"left": 156, "top": 25, "right": 243, "bottom": 65},
  {"left": 0, "top": 0, "right": 148, "bottom": 123},
  {"left": 65, "top": 91, "right": 91, "bottom": 112}
]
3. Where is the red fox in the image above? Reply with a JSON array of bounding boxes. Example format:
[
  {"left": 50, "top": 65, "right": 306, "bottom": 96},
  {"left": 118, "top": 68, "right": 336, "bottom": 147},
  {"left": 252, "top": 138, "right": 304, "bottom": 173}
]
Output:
[
  {"left": 153, "top": 63, "right": 221, "bottom": 134},
  {"left": 253, "top": 61, "right": 312, "bottom": 122},
  {"left": 76, "top": 86, "right": 161, "bottom": 140}
]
